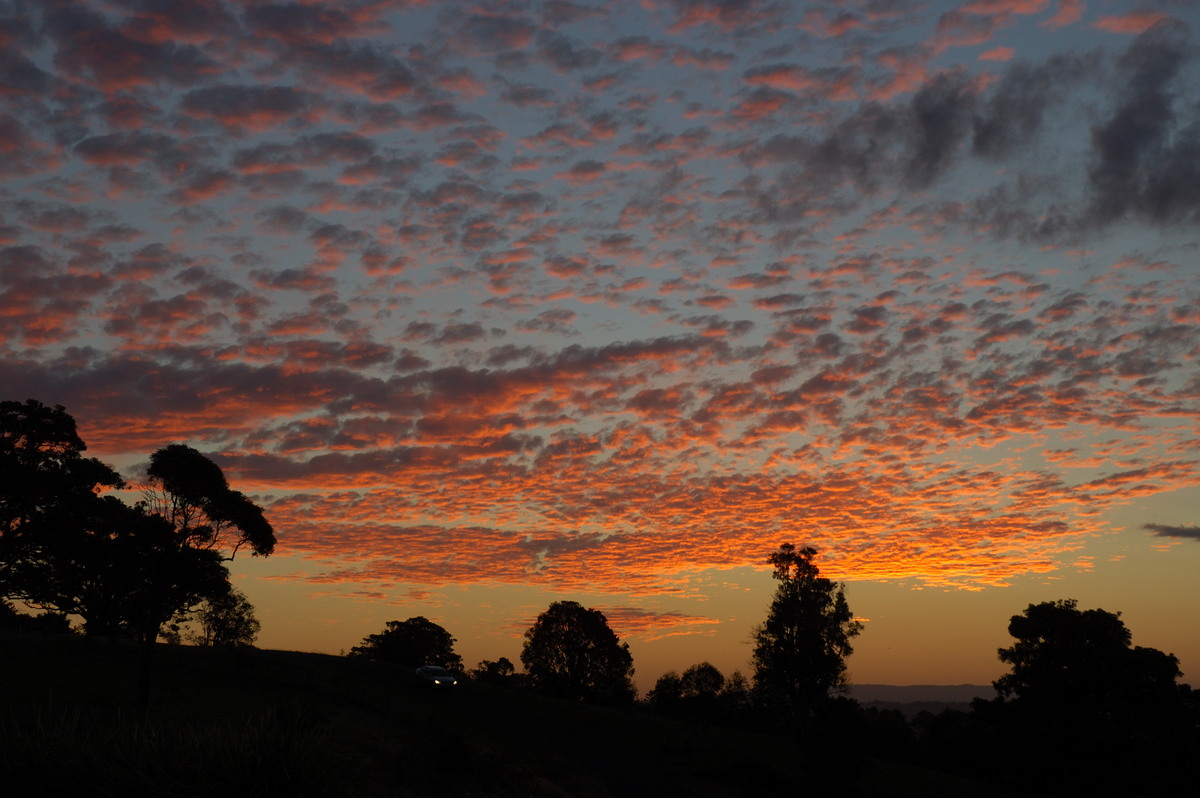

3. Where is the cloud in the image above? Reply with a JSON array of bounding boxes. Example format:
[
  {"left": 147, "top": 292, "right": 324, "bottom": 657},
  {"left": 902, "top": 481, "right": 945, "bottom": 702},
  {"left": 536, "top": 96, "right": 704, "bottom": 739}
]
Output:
[
  {"left": 971, "top": 54, "right": 1091, "bottom": 159},
  {"left": 1145, "top": 524, "right": 1200, "bottom": 541},
  {"left": 1, "top": 0, "right": 1197, "bottom": 607},
  {"left": 180, "top": 84, "right": 318, "bottom": 132},
  {"left": 45, "top": 1, "right": 219, "bottom": 89},
  {"left": 452, "top": 11, "right": 538, "bottom": 54},
  {"left": 596, "top": 607, "right": 721, "bottom": 640},
  {"left": 1092, "top": 11, "right": 1170, "bottom": 35},
  {"left": 1086, "top": 20, "right": 1200, "bottom": 227}
]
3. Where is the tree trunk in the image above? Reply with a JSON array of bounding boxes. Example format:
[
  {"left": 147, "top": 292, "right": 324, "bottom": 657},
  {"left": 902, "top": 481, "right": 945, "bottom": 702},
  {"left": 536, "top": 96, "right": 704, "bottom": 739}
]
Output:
[{"left": 135, "top": 630, "right": 156, "bottom": 710}]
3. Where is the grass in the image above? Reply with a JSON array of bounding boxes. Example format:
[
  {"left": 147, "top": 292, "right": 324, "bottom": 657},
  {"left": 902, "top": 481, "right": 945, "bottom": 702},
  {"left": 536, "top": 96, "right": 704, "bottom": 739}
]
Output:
[{"left": 1, "top": 631, "right": 1033, "bottom": 797}]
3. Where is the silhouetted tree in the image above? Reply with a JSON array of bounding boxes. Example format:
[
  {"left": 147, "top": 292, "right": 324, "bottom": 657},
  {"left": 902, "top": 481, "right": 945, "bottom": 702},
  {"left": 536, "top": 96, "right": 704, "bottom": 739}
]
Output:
[
  {"left": 0, "top": 400, "right": 123, "bottom": 598},
  {"left": 143, "top": 444, "right": 275, "bottom": 558},
  {"left": 23, "top": 496, "right": 230, "bottom": 644},
  {"left": 719, "top": 670, "right": 752, "bottom": 713},
  {"left": 520, "top": 600, "right": 635, "bottom": 703},
  {"left": 350, "top": 616, "right": 463, "bottom": 670},
  {"left": 681, "top": 661, "right": 724, "bottom": 700},
  {"left": 751, "top": 543, "right": 862, "bottom": 720},
  {"left": 997, "top": 598, "right": 1193, "bottom": 734},
  {"left": 3, "top": 411, "right": 272, "bottom": 647},
  {"left": 169, "top": 585, "right": 261, "bottom": 647},
  {"left": 649, "top": 662, "right": 729, "bottom": 719},
  {"left": 646, "top": 670, "right": 683, "bottom": 710},
  {"left": 470, "top": 656, "right": 516, "bottom": 685},
  {"left": 996, "top": 599, "right": 1182, "bottom": 709},
  {"left": 2, "top": 404, "right": 275, "bottom": 705},
  {"left": 965, "top": 599, "right": 1199, "bottom": 795}
]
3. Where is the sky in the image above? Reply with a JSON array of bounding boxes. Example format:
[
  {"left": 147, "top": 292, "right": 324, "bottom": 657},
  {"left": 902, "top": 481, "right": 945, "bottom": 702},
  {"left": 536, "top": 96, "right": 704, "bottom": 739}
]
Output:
[{"left": 2, "top": 0, "right": 1198, "bottom": 691}]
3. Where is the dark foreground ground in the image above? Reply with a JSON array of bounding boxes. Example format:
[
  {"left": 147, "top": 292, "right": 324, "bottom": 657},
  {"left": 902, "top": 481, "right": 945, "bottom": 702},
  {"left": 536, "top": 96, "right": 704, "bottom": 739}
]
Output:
[{"left": 1, "top": 632, "right": 1034, "bottom": 797}]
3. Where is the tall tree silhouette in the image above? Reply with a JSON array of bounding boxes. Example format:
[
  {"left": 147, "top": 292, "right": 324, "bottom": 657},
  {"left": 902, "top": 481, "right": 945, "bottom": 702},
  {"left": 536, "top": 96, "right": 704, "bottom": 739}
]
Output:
[
  {"left": 0, "top": 400, "right": 123, "bottom": 598},
  {"left": 751, "top": 543, "right": 862, "bottom": 718},
  {"left": 521, "top": 601, "right": 635, "bottom": 703}
]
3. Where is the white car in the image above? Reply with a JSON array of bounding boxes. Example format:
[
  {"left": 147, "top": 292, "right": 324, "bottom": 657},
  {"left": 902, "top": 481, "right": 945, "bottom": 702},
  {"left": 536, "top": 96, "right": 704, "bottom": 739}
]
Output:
[{"left": 415, "top": 665, "right": 458, "bottom": 686}]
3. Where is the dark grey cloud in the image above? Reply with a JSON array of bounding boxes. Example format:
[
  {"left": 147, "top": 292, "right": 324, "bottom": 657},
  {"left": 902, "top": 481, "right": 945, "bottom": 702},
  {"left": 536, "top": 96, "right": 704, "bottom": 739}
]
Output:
[
  {"left": 1145, "top": 523, "right": 1200, "bottom": 541},
  {"left": 74, "top": 131, "right": 179, "bottom": 165},
  {"left": 180, "top": 84, "right": 314, "bottom": 127},
  {"left": 1087, "top": 19, "right": 1199, "bottom": 226},
  {"left": 452, "top": 12, "right": 538, "bottom": 55},
  {"left": 500, "top": 79, "right": 558, "bottom": 108},
  {"left": 905, "top": 69, "right": 976, "bottom": 189},
  {"left": 536, "top": 29, "right": 603, "bottom": 72},
  {"left": 0, "top": 49, "right": 53, "bottom": 97},
  {"left": 256, "top": 204, "right": 310, "bottom": 235},
  {"left": 972, "top": 54, "right": 1093, "bottom": 160},
  {"left": 242, "top": 1, "right": 361, "bottom": 44},
  {"left": 45, "top": 1, "right": 218, "bottom": 88},
  {"left": 232, "top": 133, "right": 377, "bottom": 174}
]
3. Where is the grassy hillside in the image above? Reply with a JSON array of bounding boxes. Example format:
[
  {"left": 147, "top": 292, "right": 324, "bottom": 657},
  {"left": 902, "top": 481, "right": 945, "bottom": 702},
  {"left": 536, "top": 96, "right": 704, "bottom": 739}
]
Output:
[{"left": 1, "top": 632, "right": 1032, "bottom": 797}]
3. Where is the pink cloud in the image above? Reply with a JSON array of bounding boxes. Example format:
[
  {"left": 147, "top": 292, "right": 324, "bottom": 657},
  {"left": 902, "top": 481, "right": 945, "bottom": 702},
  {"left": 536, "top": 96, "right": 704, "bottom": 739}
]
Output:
[
  {"left": 1092, "top": 11, "right": 1169, "bottom": 34},
  {"left": 1039, "top": 0, "right": 1084, "bottom": 29},
  {"left": 979, "top": 46, "right": 1015, "bottom": 61}
]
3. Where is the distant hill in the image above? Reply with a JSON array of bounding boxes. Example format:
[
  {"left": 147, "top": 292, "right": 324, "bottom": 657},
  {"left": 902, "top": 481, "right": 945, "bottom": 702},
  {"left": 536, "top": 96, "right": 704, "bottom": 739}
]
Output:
[
  {"left": 850, "top": 684, "right": 992, "bottom": 703},
  {"left": 850, "top": 684, "right": 993, "bottom": 718}
]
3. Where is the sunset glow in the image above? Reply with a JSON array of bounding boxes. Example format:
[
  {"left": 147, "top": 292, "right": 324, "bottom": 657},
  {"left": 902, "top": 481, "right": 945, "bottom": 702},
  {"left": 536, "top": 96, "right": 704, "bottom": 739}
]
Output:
[{"left": 3, "top": 0, "right": 1197, "bottom": 689}]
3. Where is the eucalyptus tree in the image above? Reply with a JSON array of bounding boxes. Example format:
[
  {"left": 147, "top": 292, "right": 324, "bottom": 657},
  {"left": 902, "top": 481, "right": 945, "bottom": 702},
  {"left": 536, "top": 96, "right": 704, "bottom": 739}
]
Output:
[{"left": 751, "top": 543, "right": 862, "bottom": 717}]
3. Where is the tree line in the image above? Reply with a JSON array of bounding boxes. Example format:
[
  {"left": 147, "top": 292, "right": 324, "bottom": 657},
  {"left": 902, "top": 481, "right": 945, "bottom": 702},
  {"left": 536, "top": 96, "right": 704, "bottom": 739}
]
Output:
[{"left": 349, "top": 548, "right": 1198, "bottom": 794}]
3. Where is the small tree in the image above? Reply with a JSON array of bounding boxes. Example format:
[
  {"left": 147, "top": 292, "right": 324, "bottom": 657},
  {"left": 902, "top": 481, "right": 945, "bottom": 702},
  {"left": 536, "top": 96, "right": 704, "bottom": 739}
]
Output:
[
  {"left": 470, "top": 657, "right": 516, "bottom": 685},
  {"left": 646, "top": 671, "right": 683, "bottom": 709},
  {"left": 349, "top": 616, "right": 463, "bottom": 670},
  {"left": 751, "top": 543, "right": 862, "bottom": 716},
  {"left": 719, "top": 670, "right": 752, "bottom": 713},
  {"left": 178, "top": 586, "right": 261, "bottom": 647},
  {"left": 681, "top": 661, "right": 724, "bottom": 700},
  {"left": 520, "top": 600, "right": 635, "bottom": 703}
]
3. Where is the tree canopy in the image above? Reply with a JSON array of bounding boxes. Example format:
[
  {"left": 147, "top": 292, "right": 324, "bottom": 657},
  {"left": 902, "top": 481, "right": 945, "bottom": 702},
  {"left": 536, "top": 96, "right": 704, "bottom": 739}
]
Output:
[
  {"left": 647, "top": 661, "right": 728, "bottom": 713},
  {"left": 751, "top": 543, "right": 862, "bottom": 714},
  {"left": 0, "top": 400, "right": 123, "bottom": 597},
  {"left": 996, "top": 599, "right": 1188, "bottom": 723},
  {"left": 144, "top": 444, "right": 275, "bottom": 558},
  {"left": 520, "top": 600, "right": 635, "bottom": 703},
  {"left": 470, "top": 657, "right": 517, "bottom": 685},
  {"left": 169, "top": 585, "right": 261, "bottom": 648},
  {"left": 19, "top": 495, "right": 230, "bottom": 644},
  {"left": 349, "top": 616, "right": 463, "bottom": 670},
  {"left": 681, "top": 661, "right": 725, "bottom": 700}
]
